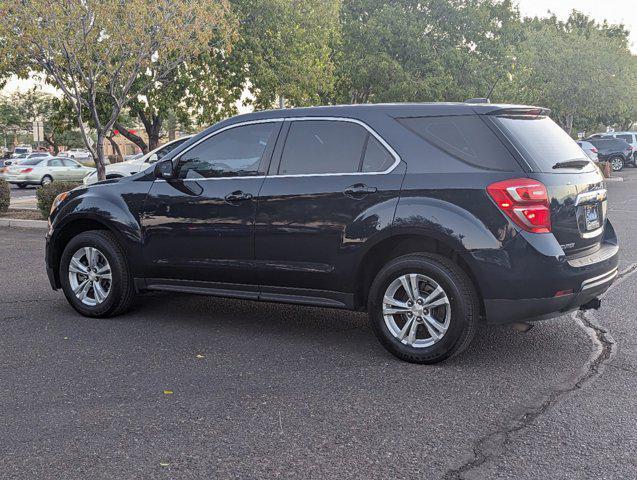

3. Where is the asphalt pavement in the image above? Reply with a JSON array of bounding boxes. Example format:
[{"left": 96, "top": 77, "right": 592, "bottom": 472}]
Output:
[{"left": 1, "top": 170, "right": 636, "bottom": 479}]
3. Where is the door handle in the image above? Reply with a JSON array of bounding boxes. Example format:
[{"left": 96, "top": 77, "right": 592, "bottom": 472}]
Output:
[
  {"left": 344, "top": 183, "right": 377, "bottom": 198},
  {"left": 225, "top": 190, "right": 253, "bottom": 203}
]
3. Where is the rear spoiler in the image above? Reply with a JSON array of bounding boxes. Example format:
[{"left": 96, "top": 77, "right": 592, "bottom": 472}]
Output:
[{"left": 487, "top": 107, "right": 551, "bottom": 117}]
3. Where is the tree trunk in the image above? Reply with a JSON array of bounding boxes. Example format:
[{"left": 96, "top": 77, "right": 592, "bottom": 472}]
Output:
[
  {"left": 139, "top": 111, "right": 162, "bottom": 152},
  {"left": 113, "top": 120, "right": 149, "bottom": 154},
  {"left": 95, "top": 134, "right": 107, "bottom": 181},
  {"left": 44, "top": 134, "right": 59, "bottom": 155},
  {"left": 107, "top": 134, "right": 123, "bottom": 163},
  {"left": 564, "top": 113, "right": 574, "bottom": 136},
  {"left": 168, "top": 127, "right": 176, "bottom": 142}
]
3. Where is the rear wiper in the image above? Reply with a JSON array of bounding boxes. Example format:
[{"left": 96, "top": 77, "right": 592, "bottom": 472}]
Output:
[{"left": 552, "top": 159, "right": 590, "bottom": 169}]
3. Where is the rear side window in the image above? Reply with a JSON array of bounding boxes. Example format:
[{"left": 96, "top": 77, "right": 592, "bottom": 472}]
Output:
[
  {"left": 617, "top": 134, "right": 634, "bottom": 143},
  {"left": 279, "top": 120, "right": 368, "bottom": 175},
  {"left": 361, "top": 136, "right": 394, "bottom": 172},
  {"left": 398, "top": 115, "right": 518, "bottom": 171},
  {"left": 494, "top": 116, "right": 593, "bottom": 172}
]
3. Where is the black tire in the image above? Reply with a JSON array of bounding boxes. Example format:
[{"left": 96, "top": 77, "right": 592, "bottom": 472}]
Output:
[
  {"left": 609, "top": 156, "right": 624, "bottom": 172},
  {"left": 59, "top": 230, "right": 135, "bottom": 318},
  {"left": 41, "top": 175, "right": 53, "bottom": 186},
  {"left": 17, "top": 183, "right": 27, "bottom": 189},
  {"left": 368, "top": 253, "right": 479, "bottom": 364}
]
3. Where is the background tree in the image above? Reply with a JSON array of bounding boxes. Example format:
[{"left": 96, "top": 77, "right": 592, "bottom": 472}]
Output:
[
  {"left": 233, "top": 0, "right": 341, "bottom": 109},
  {"left": 499, "top": 11, "right": 637, "bottom": 135},
  {"left": 333, "top": 0, "right": 521, "bottom": 104},
  {"left": 0, "top": 0, "right": 235, "bottom": 180}
]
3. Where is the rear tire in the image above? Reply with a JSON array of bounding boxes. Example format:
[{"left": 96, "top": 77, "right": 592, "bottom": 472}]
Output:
[
  {"left": 41, "top": 175, "right": 53, "bottom": 186},
  {"left": 17, "top": 183, "right": 27, "bottom": 189},
  {"left": 59, "top": 230, "right": 135, "bottom": 318},
  {"left": 610, "top": 156, "right": 624, "bottom": 172},
  {"left": 368, "top": 253, "right": 479, "bottom": 364}
]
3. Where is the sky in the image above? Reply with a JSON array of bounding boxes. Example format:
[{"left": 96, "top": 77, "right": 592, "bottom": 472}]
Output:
[{"left": 2, "top": 0, "right": 636, "bottom": 96}]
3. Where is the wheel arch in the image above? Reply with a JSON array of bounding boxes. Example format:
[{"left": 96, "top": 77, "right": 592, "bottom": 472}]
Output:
[{"left": 354, "top": 231, "right": 485, "bottom": 316}]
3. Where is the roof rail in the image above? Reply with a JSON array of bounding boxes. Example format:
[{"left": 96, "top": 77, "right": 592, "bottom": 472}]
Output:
[{"left": 464, "top": 98, "right": 490, "bottom": 104}]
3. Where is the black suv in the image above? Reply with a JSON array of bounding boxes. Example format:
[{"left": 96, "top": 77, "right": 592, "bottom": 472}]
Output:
[
  {"left": 46, "top": 103, "right": 619, "bottom": 363},
  {"left": 585, "top": 138, "right": 634, "bottom": 171}
]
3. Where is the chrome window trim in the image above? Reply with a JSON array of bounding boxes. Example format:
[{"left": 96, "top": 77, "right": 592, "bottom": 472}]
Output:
[
  {"left": 272, "top": 116, "right": 401, "bottom": 178},
  {"left": 157, "top": 116, "right": 402, "bottom": 182}
]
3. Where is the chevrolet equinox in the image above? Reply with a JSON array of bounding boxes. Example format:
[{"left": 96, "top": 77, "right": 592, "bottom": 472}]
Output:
[{"left": 45, "top": 103, "right": 619, "bottom": 363}]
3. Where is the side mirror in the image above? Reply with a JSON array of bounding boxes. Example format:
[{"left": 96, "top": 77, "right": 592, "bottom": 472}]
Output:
[{"left": 154, "top": 159, "right": 175, "bottom": 180}]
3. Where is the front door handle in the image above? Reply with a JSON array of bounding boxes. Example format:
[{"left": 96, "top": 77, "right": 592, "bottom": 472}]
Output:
[
  {"left": 344, "top": 183, "right": 377, "bottom": 198},
  {"left": 225, "top": 190, "right": 253, "bottom": 204}
]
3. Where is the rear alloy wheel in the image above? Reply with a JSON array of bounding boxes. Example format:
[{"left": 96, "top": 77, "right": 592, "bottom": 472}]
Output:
[
  {"left": 610, "top": 156, "right": 624, "bottom": 172},
  {"left": 60, "top": 230, "right": 135, "bottom": 317},
  {"left": 368, "top": 253, "right": 478, "bottom": 364},
  {"left": 41, "top": 175, "right": 53, "bottom": 186}
]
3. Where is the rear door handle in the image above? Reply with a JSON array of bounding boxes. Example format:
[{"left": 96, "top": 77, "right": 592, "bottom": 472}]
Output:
[
  {"left": 344, "top": 183, "right": 377, "bottom": 198},
  {"left": 225, "top": 190, "right": 253, "bottom": 203}
]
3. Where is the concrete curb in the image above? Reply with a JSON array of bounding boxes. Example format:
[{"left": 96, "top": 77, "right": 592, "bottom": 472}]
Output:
[
  {"left": 0, "top": 218, "right": 48, "bottom": 230},
  {"left": 605, "top": 177, "right": 624, "bottom": 182}
]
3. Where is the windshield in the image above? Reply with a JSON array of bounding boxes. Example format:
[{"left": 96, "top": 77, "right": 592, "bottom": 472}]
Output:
[{"left": 494, "top": 116, "right": 593, "bottom": 172}]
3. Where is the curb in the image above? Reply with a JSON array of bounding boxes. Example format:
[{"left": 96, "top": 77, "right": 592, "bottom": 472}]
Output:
[
  {"left": 0, "top": 218, "right": 48, "bottom": 230},
  {"left": 605, "top": 177, "right": 624, "bottom": 182}
]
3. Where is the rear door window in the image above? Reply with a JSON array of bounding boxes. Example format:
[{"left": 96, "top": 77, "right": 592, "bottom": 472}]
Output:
[
  {"left": 617, "top": 134, "right": 634, "bottom": 144},
  {"left": 278, "top": 120, "right": 368, "bottom": 175},
  {"left": 493, "top": 115, "right": 594, "bottom": 172},
  {"left": 361, "top": 135, "right": 394, "bottom": 173},
  {"left": 398, "top": 115, "right": 519, "bottom": 171}
]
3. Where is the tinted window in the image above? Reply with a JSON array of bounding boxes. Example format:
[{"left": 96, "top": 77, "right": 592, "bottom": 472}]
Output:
[
  {"left": 31, "top": 153, "right": 48, "bottom": 157},
  {"left": 589, "top": 139, "right": 629, "bottom": 150},
  {"left": 61, "top": 159, "right": 79, "bottom": 167},
  {"left": 494, "top": 116, "right": 592, "bottom": 172},
  {"left": 178, "top": 123, "right": 276, "bottom": 179},
  {"left": 617, "top": 134, "right": 634, "bottom": 143},
  {"left": 362, "top": 136, "right": 394, "bottom": 172},
  {"left": 19, "top": 158, "right": 44, "bottom": 166},
  {"left": 399, "top": 115, "right": 518, "bottom": 171},
  {"left": 156, "top": 137, "right": 189, "bottom": 162},
  {"left": 279, "top": 121, "right": 367, "bottom": 175}
]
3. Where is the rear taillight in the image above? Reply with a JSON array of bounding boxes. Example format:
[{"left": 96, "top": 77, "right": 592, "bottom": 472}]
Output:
[
  {"left": 591, "top": 147, "right": 598, "bottom": 153},
  {"left": 20, "top": 168, "right": 33, "bottom": 173},
  {"left": 486, "top": 178, "right": 551, "bottom": 234}
]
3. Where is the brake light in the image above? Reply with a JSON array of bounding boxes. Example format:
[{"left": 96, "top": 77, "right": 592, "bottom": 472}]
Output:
[
  {"left": 487, "top": 178, "right": 551, "bottom": 233},
  {"left": 20, "top": 168, "right": 33, "bottom": 173},
  {"left": 591, "top": 147, "right": 598, "bottom": 153}
]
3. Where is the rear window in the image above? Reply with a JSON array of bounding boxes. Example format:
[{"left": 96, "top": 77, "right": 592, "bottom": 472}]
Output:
[
  {"left": 494, "top": 116, "right": 593, "bottom": 172},
  {"left": 398, "top": 115, "right": 519, "bottom": 171},
  {"left": 20, "top": 158, "right": 44, "bottom": 166}
]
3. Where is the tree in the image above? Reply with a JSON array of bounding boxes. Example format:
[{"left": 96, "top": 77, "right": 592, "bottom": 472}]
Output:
[
  {"left": 501, "top": 12, "right": 637, "bottom": 135},
  {"left": 232, "top": 0, "right": 341, "bottom": 109},
  {"left": 334, "top": 0, "right": 521, "bottom": 104},
  {"left": 0, "top": 0, "right": 235, "bottom": 180}
]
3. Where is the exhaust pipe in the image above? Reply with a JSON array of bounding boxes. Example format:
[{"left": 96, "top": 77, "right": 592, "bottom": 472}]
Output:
[{"left": 580, "top": 298, "right": 602, "bottom": 311}]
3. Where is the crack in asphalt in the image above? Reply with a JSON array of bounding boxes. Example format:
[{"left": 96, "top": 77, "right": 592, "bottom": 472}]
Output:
[{"left": 442, "top": 263, "right": 637, "bottom": 480}]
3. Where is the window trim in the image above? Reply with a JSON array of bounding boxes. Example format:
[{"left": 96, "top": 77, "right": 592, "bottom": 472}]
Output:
[
  {"left": 171, "top": 119, "right": 284, "bottom": 181},
  {"left": 159, "top": 116, "right": 401, "bottom": 182},
  {"left": 271, "top": 117, "right": 401, "bottom": 178}
]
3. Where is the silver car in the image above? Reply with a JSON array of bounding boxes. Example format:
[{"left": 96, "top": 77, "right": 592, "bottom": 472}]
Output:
[
  {"left": 576, "top": 141, "right": 599, "bottom": 162},
  {"left": 3, "top": 157, "right": 95, "bottom": 188}
]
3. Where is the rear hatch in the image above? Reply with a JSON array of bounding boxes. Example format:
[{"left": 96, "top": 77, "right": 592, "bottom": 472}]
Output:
[{"left": 490, "top": 109, "right": 607, "bottom": 256}]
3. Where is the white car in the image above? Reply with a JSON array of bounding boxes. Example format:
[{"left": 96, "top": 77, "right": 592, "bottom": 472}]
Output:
[
  {"left": 60, "top": 149, "right": 92, "bottom": 160},
  {"left": 4, "top": 157, "right": 95, "bottom": 187},
  {"left": 83, "top": 135, "right": 193, "bottom": 185},
  {"left": 4, "top": 151, "right": 52, "bottom": 166}
]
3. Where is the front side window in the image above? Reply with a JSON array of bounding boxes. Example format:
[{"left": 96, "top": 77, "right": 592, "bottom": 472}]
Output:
[
  {"left": 278, "top": 121, "right": 369, "bottom": 175},
  {"left": 177, "top": 123, "right": 276, "bottom": 179},
  {"left": 62, "top": 159, "right": 80, "bottom": 167}
]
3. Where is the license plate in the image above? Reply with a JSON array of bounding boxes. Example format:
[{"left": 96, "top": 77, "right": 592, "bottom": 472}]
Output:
[{"left": 584, "top": 204, "right": 600, "bottom": 231}]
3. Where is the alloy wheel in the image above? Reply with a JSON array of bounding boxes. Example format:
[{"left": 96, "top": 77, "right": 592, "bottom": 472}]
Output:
[
  {"left": 382, "top": 273, "right": 451, "bottom": 348},
  {"left": 68, "top": 247, "right": 112, "bottom": 306},
  {"left": 611, "top": 158, "right": 624, "bottom": 171}
]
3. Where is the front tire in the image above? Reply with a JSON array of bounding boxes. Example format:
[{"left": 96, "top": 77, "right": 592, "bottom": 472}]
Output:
[
  {"left": 59, "top": 230, "right": 135, "bottom": 317},
  {"left": 368, "top": 253, "right": 479, "bottom": 364}
]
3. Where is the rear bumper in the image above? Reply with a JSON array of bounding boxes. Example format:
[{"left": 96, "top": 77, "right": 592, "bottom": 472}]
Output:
[{"left": 485, "top": 266, "right": 617, "bottom": 324}]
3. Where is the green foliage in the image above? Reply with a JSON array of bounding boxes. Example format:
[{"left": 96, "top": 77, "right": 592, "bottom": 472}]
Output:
[
  {"left": 498, "top": 12, "right": 637, "bottom": 135},
  {"left": 36, "top": 182, "right": 82, "bottom": 219},
  {"left": 0, "top": 179, "right": 9, "bottom": 213}
]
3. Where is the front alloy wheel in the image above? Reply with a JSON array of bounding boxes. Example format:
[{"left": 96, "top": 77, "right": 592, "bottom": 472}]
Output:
[
  {"left": 382, "top": 274, "right": 451, "bottom": 348},
  {"left": 68, "top": 247, "right": 112, "bottom": 306},
  {"left": 610, "top": 157, "right": 624, "bottom": 172}
]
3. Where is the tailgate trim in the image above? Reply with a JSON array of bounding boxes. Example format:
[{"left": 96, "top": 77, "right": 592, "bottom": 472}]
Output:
[{"left": 581, "top": 267, "right": 618, "bottom": 291}]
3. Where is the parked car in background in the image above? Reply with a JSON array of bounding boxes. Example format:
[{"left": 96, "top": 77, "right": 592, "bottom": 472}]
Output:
[
  {"left": 599, "top": 132, "right": 637, "bottom": 161},
  {"left": 47, "top": 103, "right": 618, "bottom": 364},
  {"left": 83, "top": 135, "right": 193, "bottom": 185},
  {"left": 4, "top": 157, "right": 94, "bottom": 187},
  {"left": 13, "top": 145, "right": 33, "bottom": 155},
  {"left": 4, "top": 151, "right": 52, "bottom": 166},
  {"left": 576, "top": 141, "right": 599, "bottom": 162},
  {"left": 60, "top": 149, "right": 92, "bottom": 161},
  {"left": 585, "top": 138, "right": 633, "bottom": 171},
  {"left": 125, "top": 153, "right": 144, "bottom": 162}
]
